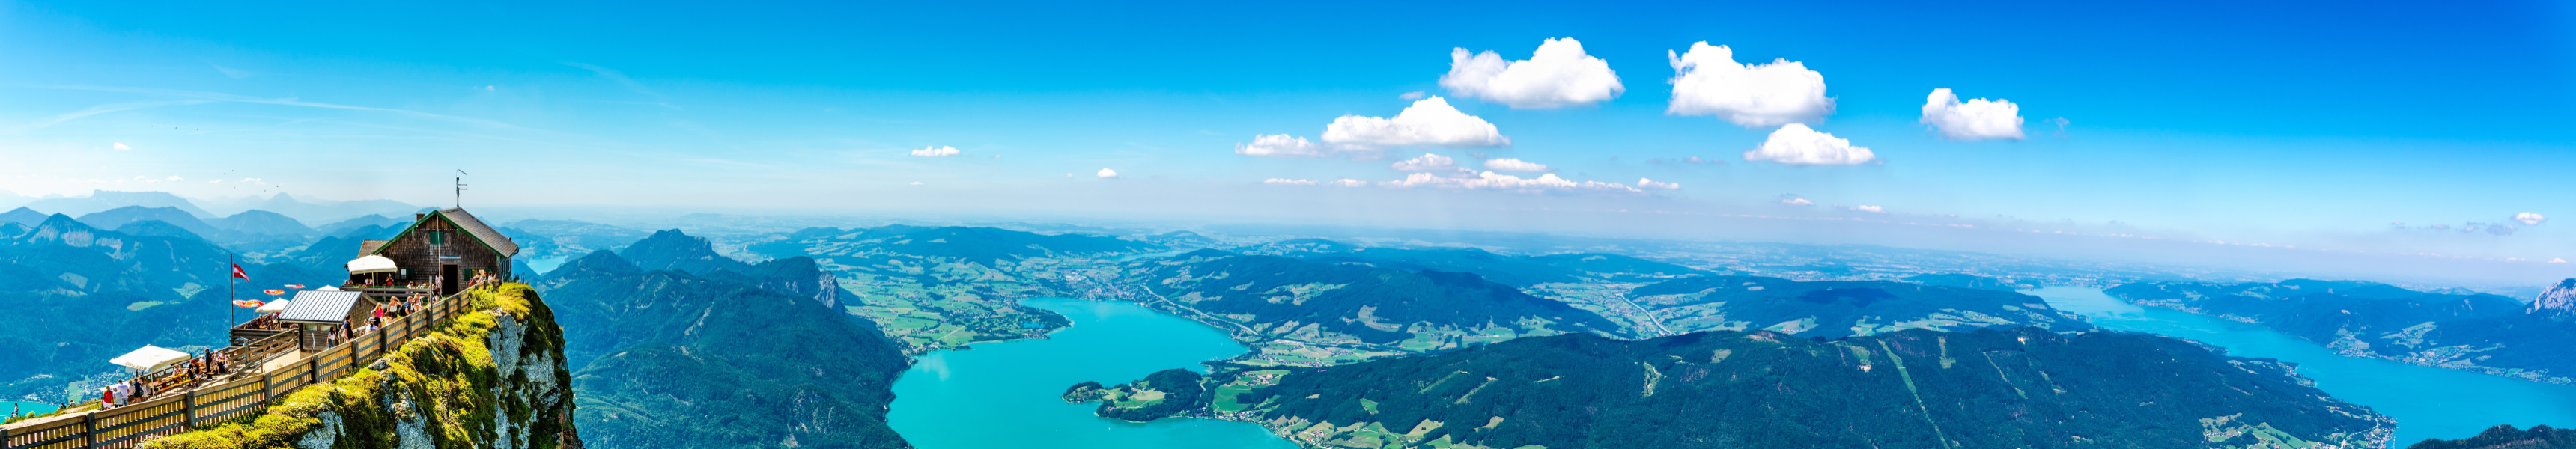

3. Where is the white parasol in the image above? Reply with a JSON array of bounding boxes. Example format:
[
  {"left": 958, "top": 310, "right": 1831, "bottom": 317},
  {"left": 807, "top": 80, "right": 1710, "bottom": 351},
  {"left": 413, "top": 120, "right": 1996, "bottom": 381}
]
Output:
[{"left": 108, "top": 346, "right": 191, "bottom": 372}]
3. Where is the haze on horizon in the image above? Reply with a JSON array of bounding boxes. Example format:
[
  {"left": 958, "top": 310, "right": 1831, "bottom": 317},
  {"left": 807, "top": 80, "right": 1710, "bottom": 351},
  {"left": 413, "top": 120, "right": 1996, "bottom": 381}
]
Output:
[{"left": 1, "top": 0, "right": 2569, "bottom": 285}]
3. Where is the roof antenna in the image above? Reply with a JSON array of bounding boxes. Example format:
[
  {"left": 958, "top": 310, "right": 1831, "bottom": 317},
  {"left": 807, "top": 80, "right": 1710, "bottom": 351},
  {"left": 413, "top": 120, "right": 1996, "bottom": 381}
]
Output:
[{"left": 454, "top": 170, "right": 469, "bottom": 210}]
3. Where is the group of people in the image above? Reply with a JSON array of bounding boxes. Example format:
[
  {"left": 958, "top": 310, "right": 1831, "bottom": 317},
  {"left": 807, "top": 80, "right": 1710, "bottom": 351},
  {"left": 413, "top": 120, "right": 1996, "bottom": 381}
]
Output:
[{"left": 99, "top": 350, "right": 232, "bottom": 409}]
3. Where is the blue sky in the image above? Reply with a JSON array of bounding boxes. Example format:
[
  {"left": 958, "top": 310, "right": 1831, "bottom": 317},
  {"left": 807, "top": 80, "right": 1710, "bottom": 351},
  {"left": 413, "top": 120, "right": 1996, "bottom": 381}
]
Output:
[{"left": 1, "top": 0, "right": 2571, "bottom": 271}]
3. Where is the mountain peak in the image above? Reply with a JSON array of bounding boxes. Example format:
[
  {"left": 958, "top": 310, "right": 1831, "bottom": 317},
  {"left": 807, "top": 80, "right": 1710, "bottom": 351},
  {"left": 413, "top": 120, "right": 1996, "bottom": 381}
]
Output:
[
  {"left": 2532, "top": 278, "right": 2576, "bottom": 318},
  {"left": 620, "top": 229, "right": 751, "bottom": 275}
]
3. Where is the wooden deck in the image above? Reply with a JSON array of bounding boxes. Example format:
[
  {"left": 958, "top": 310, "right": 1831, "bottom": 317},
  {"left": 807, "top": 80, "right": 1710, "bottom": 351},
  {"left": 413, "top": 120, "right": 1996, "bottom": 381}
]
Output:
[{"left": 0, "top": 287, "right": 486, "bottom": 449}]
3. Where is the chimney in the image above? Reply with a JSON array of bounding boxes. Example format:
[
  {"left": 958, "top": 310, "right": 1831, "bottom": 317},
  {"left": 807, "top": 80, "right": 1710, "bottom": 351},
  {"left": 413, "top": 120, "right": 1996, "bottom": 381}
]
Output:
[{"left": 416, "top": 213, "right": 426, "bottom": 222}]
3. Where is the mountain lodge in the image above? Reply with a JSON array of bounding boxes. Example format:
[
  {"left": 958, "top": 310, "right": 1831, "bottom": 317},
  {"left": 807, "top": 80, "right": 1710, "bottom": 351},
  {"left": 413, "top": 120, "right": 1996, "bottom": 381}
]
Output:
[{"left": 345, "top": 207, "right": 517, "bottom": 297}]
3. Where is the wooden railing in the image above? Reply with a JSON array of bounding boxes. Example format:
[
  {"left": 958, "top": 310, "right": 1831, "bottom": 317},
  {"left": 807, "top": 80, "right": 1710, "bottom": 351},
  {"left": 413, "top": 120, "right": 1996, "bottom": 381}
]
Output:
[{"left": 0, "top": 289, "right": 482, "bottom": 449}]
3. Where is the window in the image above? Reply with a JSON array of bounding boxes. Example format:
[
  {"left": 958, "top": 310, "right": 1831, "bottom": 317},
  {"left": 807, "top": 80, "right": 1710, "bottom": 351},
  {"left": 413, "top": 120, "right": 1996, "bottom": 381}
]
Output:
[{"left": 428, "top": 230, "right": 446, "bottom": 245}]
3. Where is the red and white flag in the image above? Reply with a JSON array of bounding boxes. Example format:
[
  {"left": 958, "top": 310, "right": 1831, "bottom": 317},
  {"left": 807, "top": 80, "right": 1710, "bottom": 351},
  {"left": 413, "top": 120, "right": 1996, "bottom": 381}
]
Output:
[{"left": 230, "top": 263, "right": 249, "bottom": 279}]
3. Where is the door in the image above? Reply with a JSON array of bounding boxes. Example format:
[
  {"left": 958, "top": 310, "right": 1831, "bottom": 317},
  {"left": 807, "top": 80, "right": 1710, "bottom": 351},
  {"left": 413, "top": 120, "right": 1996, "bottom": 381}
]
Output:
[{"left": 441, "top": 264, "right": 459, "bottom": 296}]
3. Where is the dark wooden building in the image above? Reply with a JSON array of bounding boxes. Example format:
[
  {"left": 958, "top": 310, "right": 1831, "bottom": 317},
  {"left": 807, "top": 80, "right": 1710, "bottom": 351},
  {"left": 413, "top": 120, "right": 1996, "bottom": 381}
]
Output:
[{"left": 357, "top": 208, "right": 518, "bottom": 296}]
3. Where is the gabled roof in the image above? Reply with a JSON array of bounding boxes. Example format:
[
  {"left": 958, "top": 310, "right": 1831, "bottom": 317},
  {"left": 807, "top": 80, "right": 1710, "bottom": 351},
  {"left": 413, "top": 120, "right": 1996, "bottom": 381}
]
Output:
[
  {"left": 278, "top": 290, "right": 367, "bottom": 323},
  {"left": 369, "top": 208, "right": 518, "bottom": 257}
]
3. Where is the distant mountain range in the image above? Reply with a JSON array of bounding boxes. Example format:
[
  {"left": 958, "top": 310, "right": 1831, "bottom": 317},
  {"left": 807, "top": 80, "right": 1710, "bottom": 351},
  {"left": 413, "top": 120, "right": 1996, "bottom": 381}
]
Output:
[
  {"left": 1206, "top": 327, "right": 2393, "bottom": 449},
  {"left": 10, "top": 190, "right": 419, "bottom": 226},
  {"left": 2108, "top": 279, "right": 2576, "bottom": 385},
  {"left": 1626, "top": 275, "right": 2094, "bottom": 338},
  {"left": 0, "top": 213, "right": 342, "bottom": 400},
  {"left": 1129, "top": 249, "right": 1621, "bottom": 347},
  {"left": 1282, "top": 246, "right": 1708, "bottom": 287}
]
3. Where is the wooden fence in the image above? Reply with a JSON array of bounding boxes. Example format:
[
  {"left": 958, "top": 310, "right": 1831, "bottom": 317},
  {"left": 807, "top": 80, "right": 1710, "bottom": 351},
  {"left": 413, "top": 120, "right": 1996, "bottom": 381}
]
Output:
[{"left": 0, "top": 290, "right": 479, "bottom": 449}]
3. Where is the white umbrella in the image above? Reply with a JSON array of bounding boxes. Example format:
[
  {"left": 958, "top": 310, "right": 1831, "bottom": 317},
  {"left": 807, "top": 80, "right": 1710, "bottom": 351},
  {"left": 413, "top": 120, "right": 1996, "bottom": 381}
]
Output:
[
  {"left": 256, "top": 299, "right": 292, "bottom": 314},
  {"left": 108, "top": 346, "right": 191, "bottom": 372},
  {"left": 346, "top": 255, "right": 398, "bottom": 275}
]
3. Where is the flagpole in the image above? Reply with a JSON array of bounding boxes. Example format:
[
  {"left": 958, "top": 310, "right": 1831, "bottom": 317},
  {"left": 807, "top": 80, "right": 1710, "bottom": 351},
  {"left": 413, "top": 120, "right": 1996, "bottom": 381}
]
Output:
[{"left": 228, "top": 253, "right": 236, "bottom": 330}]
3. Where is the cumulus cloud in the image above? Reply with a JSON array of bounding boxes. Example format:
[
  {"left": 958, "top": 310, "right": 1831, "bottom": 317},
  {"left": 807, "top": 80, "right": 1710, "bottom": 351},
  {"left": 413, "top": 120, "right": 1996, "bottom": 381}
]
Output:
[
  {"left": 1400, "top": 91, "right": 1427, "bottom": 100},
  {"left": 2515, "top": 213, "right": 2547, "bottom": 225},
  {"left": 1920, "top": 88, "right": 2026, "bottom": 141},
  {"left": 1322, "top": 97, "right": 1510, "bottom": 147},
  {"left": 241, "top": 177, "right": 265, "bottom": 185},
  {"left": 1383, "top": 171, "right": 1639, "bottom": 193},
  {"left": 1849, "top": 205, "right": 1886, "bottom": 213},
  {"left": 910, "top": 145, "right": 960, "bottom": 157},
  {"left": 1389, "top": 153, "right": 1462, "bottom": 171},
  {"left": 2552, "top": 258, "right": 2569, "bottom": 264},
  {"left": 1439, "top": 37, "right": 1624, "bottom": 109},
  {"left": 1482, "top": 158, "right": 1550, "bottom": 172},
  {"left": 1744, "top": 123, "right": 1874, "bottom": 165},
  {"left": 1096, "top": 168, "right": 1119, "bottom": 178},
  {"left": 1235, "top": 134, "right": 1340, "bottom": 157},
  {"left": 113, "top": 142, "right": 131, "bottom": 150},
  {"left": 1328, "top": 179, "right": 1368, "bottom": 187},
  {"left": 1263, "top": 178, "right": 1318, "bottom": 186},
  {"left": 1665, "top": 42, "right": 1832, "bottom": 127},
  {"left": 909, "top": 181, "right": 923, "bottom": 186},
  {"left": 1780, "top": 198, "right": 1815, "bottom": 207},
  {"left": 1636, "top": 178, "right": 1680, "bottom": 190}
]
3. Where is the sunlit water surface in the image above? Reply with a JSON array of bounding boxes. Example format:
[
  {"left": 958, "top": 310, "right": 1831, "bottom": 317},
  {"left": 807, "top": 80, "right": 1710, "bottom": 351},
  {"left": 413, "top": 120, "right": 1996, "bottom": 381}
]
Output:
[
  {"left": 887, "top": 297, "right": 1295, "bottom": 449},
  {"left": 2029, "top": 286, "right": 2576, "bottom": 445}
]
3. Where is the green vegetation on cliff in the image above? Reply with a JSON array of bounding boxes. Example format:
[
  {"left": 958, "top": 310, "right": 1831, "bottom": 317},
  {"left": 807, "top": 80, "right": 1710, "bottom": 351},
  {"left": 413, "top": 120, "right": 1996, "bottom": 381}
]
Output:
[
  {"left": 139, "top": 283, "right": 578, "bottom": 449},
  {"left": 1233, "top": 328, "right": 2390, "bottom": 449},
  {"left": 1126, "top": 250, "right": 1620, "bottom": 366}
]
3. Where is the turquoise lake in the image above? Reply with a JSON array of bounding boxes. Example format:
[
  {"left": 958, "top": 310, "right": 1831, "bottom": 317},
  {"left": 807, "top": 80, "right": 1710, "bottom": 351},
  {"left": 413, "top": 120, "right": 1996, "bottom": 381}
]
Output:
[
  {"left": 2029, "top": 286, "right": 2576, "bottom": 445},
  {"left": 886, "top": 297, "right": 1295, "bottom": 449},
  {"left": 1, "top": 401, "right": 56, "bottom": 419}
]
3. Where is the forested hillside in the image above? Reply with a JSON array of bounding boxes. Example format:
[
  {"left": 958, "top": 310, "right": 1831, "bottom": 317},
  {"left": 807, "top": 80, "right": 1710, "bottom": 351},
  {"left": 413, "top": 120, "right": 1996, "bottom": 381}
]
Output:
[
  {"left": 1233, "top": 328, "right": 2393, "bottom": 449},
  {"left": 537, "top": 236, "right": 913, "bottom": 449}
]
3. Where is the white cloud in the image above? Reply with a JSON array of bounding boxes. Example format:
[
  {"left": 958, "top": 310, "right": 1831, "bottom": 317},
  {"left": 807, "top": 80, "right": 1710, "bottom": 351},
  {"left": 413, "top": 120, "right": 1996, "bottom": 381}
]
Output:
[
  {"left": 1382, "top": 171, "right": 1640, "bottom": 193},
  {"left": 1235, "top": 134, "right": 1341, "bottom": 157},
  {"left": 910, "top": 145, "right": 960, "bottom": 157},
  {"left": 165, "top": 176, "right": 182, "bottom": 182},
  {"left": 208, "top": 179, "right": 222, "bottom": 183},
  {"left": 1745, "top": 123, "right": 1874, "bottom": 165},
  {"left": 2552, "top": 258, "right": 2569, "bottom": 263},
  {"left": 909, "top": 181, "right": 923, "bottom": 186},
  {"left": 1850, "top": 205, "right": 1885, "bottom": 213},
  {"left": 1328, "top": 179, "right": 1368, "bottom": 187},
  {"left": 1390, "top": 153, "right": 1462, "bottom": 171},
  {"left": 1322, "top": 97, "right": 1510, "bottom": 147},
  {"left": 1096, "top": 168, "right": 1119, "bottom": 178},
  {"left": 1665, "top": 42, "right": 1833, "bottom": 127},
  {"left": 1920, "top": 88, "right": 2026, "bottom": 141},
  {"left": 1263, "top": 178, "right": 1317, "bottom": 186},
  {"left": 1636, "top": 178, "right": 1680, "bottom": 190},
  {"left": 113, "top": 142, "right": 130, "bottom": 150},
  {"left": 1780, "top": 198, "right": 1814, "bottom": 207},
  {"left": 1439, "top": 37, "right": 1624, "bottom": 109},
  {"left": 1482, "top": 158, "right": 1550, "bottom": 172},
  {"left": 241, "top": 177, "right": 265, "bottom": 185},
  {"left": 2515, "top": 212, "right": 2547, "bottom": 225},
  {"left": 1400, "top": 91, "right": 1427, "bottom": 100}
]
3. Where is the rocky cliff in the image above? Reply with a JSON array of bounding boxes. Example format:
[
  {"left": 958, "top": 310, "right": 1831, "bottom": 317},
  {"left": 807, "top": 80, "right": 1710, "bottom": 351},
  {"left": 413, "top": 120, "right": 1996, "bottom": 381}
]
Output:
[
  {"left": 2533, "top": 279, "right": 2575, "bottom": 319},
  {"left": 139, "top": 283, "right": 580, "bottom": 449}
]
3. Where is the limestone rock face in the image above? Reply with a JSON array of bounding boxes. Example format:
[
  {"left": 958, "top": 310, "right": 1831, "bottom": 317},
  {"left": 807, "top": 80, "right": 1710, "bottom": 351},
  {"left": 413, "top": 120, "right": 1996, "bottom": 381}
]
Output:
[{"left": 2533, "top": 278, "right": 2576, "bottom": 319}]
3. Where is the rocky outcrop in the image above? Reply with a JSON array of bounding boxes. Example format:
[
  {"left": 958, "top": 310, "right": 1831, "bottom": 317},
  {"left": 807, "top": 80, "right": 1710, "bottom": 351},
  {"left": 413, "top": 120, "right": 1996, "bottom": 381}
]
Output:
[
  {"left": 139, "top": 284, "right": 580, "bottom": 449},
  {"left": 2533, "top": 279, "right": 2576, "bottom": 319}
]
